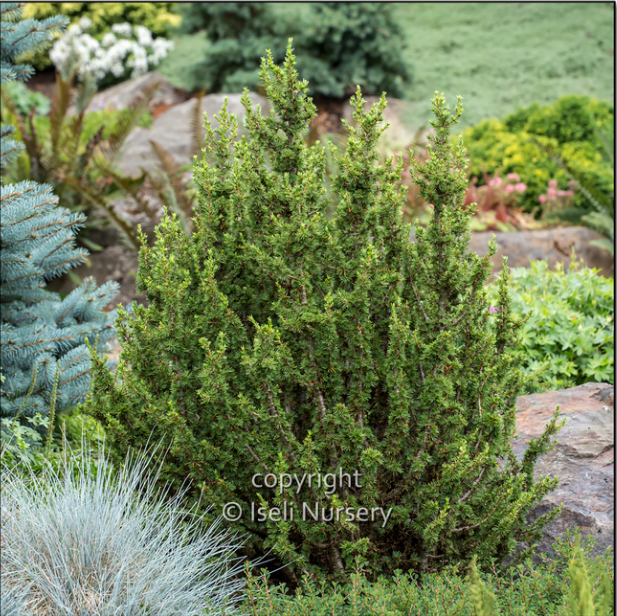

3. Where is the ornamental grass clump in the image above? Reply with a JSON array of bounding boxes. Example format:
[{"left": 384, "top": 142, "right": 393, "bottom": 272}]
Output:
[
  {"left": 82, "top": 42, "right": 563, "bottom": 582},
  {"left": 0, "top": 439, "right": 247, "bottom": 615}
]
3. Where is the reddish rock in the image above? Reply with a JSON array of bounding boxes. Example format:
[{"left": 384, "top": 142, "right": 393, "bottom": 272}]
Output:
[{"left": 512, "top": 382, "right": 614, "bottom": 562}]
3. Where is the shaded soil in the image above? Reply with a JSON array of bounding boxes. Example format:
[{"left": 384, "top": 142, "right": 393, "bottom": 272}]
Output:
[
  {"left": 24, "top": 68, "right": 58, "bottom": 100},
  {"left": 310, "top": 94, "right": 349, "bottom": 135}
]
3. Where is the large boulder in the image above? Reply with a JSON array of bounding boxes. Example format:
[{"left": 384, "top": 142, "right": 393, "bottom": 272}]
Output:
[
  {"left": 409, "top": 226, "right": 614, "bottom": 280},
  {"left": 470, "top": 227, "right": 614, "bottom": 280},
  {"left": 67, "top": 71, "right": 189, "bottom": 117},
  {"left": 115, "top": 91, "right": 268, "bottom": 178},
  {"left": 512, "top": 382, "right": 614, "bottom": 563},
  {"left": 342, "top": 94, "right": 417, "bottom": 148}
]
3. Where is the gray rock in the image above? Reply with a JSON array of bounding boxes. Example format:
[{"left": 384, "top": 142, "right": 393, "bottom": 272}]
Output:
[
  {"left": 511, "top": 382, "right": 614, "bottom": 563},
  {"left": 342, "top": 94, "right": 418, "bottom": 148},
  {"left": 67, "top": 71, "right": 187, "bottom": 116},
  {"left": 409, "top": 226, "right": 614, "bottom": 280},
  {"left": 116, "top": 91, "right": 268, "bottom": 178},
  {"left": 469, "top": 227, "right": 614, "bottom": 280}
]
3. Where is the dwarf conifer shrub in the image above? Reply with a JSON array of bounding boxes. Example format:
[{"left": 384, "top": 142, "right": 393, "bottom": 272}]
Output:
[{"left": 83, "top": 43, "right": 563, "bottom": 582}]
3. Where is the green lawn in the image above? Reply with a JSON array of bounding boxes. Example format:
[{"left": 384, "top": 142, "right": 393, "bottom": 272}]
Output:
[
  {"left": 392, "top": 2, "right": 614, "bottom": 130},
  {"left": 158, "top": 3, "right": 614, "bottom": 133}
]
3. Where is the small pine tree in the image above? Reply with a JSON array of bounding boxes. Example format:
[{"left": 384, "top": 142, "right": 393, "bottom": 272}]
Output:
[
  {"left": 83, "top": 42, "right": 562, "bottom": 581},
  {"left": 173, "top": 2, "right": 411, "bottom": 98},
  {"left": 1, "top": 3, "right": 120, "bottom": 448},
  {"left": 174, "top": 2, "right": 288, "bottom": 93},
  {"left": 295, "top": 2, "right": 412, "bottom": 98}
]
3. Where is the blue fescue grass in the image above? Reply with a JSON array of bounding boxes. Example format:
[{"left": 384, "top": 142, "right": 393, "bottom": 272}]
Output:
[{"left": 1, "top": 437, "right": 249, "bottom": 615}]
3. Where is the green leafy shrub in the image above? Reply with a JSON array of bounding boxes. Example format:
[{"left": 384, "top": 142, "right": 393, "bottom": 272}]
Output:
[
  {"left": 462, "top": 95, "right": 614, "bottom": 215},
  {"left": 1, "top": 440, "right": 248, "bottom": 614},
  {"left": 488, "top": 258, "right": 614, "bottom": 393},
  {"left": 0, "top": 80, "right": 50, "bottom": 116},
  {"left": 240, "top": 531, "right": 614, "bottom": 615},
  {"left": 82, "top": 43, "right": 562, "bottom": 583},
  {"left": 503, "top": 96, "right": 613, "bottom": 144},
  {"left": 170, "top": 2, "right": 412, "bottom": 98},
  {"left": 169, "top": 2, "right": 289, "bottom": 94},
  {"left": 19, "top": 2, "right": 180, "bottom": 73}
]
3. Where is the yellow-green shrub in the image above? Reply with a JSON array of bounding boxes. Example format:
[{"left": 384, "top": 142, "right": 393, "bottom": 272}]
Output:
[{"left": 462, "top": 96, "right": 614, "bottom": 215}]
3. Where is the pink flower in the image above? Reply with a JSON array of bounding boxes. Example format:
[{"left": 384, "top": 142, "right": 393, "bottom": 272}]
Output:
[
  {"left": 506, "top": 173, "right": 520, "bottom": 181},
  {"left": 489, "top": 306, "right": 498, "bottom": 313},
  {"left": 539, "top": 194, "right": 547, "bottom": 204},
  {"left": 488, "top": 177, "right": 503, "bottom": 188},
  {"left": 548, "top": 179, "right": 558, "bottom": 189},
  {"left": 568, "top": 179, "right": 577, "bottom": 189},
  {"left": 564, "top": 190, "right": 574, "bottom": 197},
  {"left": 514, "top": 183, "right": 527, "bottom": 193},
  {"left": 505, "top": 184, "right": 515, "bottom": 193},
  {"left": 547, "top": 188, "right": 557, "bottom": 198}
]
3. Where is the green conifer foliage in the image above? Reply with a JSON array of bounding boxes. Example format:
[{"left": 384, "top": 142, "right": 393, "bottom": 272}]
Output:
[
  {"left": 1, "top": 3, "right": 120, "bottom": 441},
  {"left": 83, "top": 43, "right": 563, "bottom": 581},
  {"left": 172, "top": 2, "right": 411, "bottom": 98}
]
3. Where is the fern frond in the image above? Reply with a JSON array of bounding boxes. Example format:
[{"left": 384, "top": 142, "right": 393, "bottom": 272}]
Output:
[
  {"left": 73, "top": 71, "right": 97, "bottom": 117},
  {"left": 582, "top": 212, "right": 614, "bottom": 255},
  {"left": 594, "top": 126, "right": 614, "bottom": 167},
  {"left": 76, "top": 125, "right": 104, "bottom": 174},
  {"left": 148, "top": 139, "right": 195, "bottom": 231},
  {"left": 0, "top": 84, "right": 19, "bottom": 117},
  {"left": 63, "top": 176, "right": 142, "bottom": 252},
  {"left": 531, "top": 136, "right": 614, "bottom": 216},
  {"left": 92, "top": 155, "right": 161, "bottom": 225},
  {"left": 26, "top": 105, "right": 43, "bottom": 178},
  {"left": 48, "top": 69, "right": 74, "bottom": 166},
  {"left": 149, "top": 138, "right": 181, "bottom": 179},
  {"left": 190, "top": 89, "right": 206, "bottom": 160},
  {"left": 143, "top": 161, "right": 192, "bottom": 236},
  {"left": 98, "top": 79, "right": 159, "bottom": 165}
]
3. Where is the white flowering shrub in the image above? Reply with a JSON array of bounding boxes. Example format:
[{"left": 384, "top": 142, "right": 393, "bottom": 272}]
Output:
[{"left": 50, "top": 17, "right": 174, "bottom": 85}]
